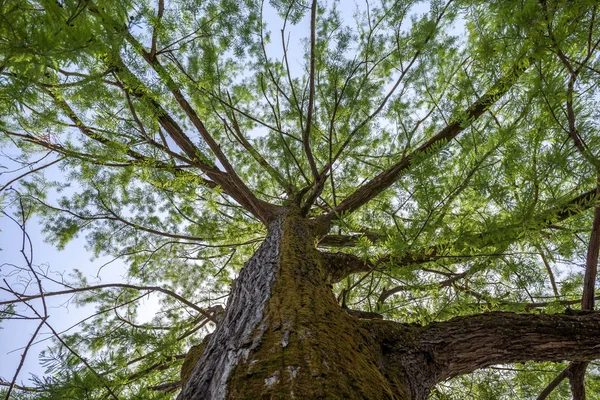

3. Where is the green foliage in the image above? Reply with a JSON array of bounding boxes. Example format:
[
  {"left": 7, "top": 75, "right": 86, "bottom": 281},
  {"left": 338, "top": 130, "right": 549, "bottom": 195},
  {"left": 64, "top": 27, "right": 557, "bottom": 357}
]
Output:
[{"left": 1, "top": 0, "right": 599, "bottom": 398}]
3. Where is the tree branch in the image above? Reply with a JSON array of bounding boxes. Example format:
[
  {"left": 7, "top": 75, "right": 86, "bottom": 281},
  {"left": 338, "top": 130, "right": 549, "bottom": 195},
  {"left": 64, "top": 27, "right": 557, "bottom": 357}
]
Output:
[
  {"left": 149, "top": 0, "right": 164, "bottom": 60},
  {"left": 0, "top": 379, "right": 43, "bottom": 393},
  {"left": 321, "top": 188, "right": 597, "bottom": 286},
  {"left": 315, "top": 0, "right": 453, "bottom": 187},
  {"left": 537, "top": 366, "right": 570, "bottom": 400},
  {"left": 386, "top": 187, "right": 596, "bottom": 266},
  {"left": 320, "top": 251, "right": 373, "bottom": 284},
  {"left": 564, "top": 178, "right": 600, "bottom": 399},
  {"left": 424, "top": 312, "right": 600, "bottom": 376},
  {"left": 302, "top": 0, "right": 319, "bottom": 182},
  {"left": 581, "top": 182, "right": 600, "bottom": 310},
  {"left": 369, "top": 311, "right": 600, "bottom": 400},
  {"left": 92, "top": 45, "right": 276, "bottom": 223},
  {"left": 109, "top": 26, "right": 278, "bottom": 223},
  {"left": 0, "top": 156, "right": 64, "bottom": 193},
  {"left": 149, "top": 380, "right": 181, "bottom": 393},
  {"left": 321, "top": 55, "right": 534, "bottom": 221},
  {"left": 217, "top": 97, "right": 294, "bottom": 195},
  {"left": 1, "top": 205, "right": 48, "bottom": 400},
  {"left": 538, "top": 4, "right": 600, "bottom": 391},
  {"left": 0, "top": 283, "right": 218, "bottom": 323},
  {"left": 568, "top": 362, "right": 588, "bottom": 400},
  {"left": 318, "top": 231, "right": 382, "bottom": 248}
]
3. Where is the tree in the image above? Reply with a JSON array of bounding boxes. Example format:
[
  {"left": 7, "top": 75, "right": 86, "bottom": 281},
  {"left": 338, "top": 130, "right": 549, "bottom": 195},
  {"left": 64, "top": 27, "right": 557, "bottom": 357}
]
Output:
[{"left": 1, "top": 0, "right": 600, "bottom": 398}]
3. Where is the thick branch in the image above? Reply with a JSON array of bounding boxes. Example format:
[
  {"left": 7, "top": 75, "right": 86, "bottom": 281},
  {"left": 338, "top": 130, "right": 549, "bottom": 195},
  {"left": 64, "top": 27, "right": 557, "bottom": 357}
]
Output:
[
  {"left": 318, "top": 231, "right": 382, "bottom": 248},
  {"left": 582, "top": 181, "right": 600, "bottom": 309},
  {"left": 425, "top": 312, "right": 600, "bottom": 377},
  {"left": 322, "top": 56, "right": 534, "bottom": 220},
  {"left": 320, "top": 252, "right": 372, "bottom": 283},
  {"left": 565, "top": 180, "right": 600, "bottom": 399},
  {"left": 569, "top": 362, "right": 588, "bottom": 400},
  {"left": 384, "top": 187, "right": 596, "bottom": 267},
  {"left": 370, "top": 311, "right": 600, "bottom": 399}
]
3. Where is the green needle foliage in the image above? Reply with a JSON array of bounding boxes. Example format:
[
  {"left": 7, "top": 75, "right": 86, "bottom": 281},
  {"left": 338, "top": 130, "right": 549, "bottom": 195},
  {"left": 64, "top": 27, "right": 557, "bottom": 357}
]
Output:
[{"left": 1, "top": 0, "right": 599, "bottom": 398}]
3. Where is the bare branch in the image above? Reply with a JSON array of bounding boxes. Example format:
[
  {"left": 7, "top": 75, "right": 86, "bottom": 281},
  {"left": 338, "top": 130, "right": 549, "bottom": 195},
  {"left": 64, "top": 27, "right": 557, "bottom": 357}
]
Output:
[
  {"left": 149, "top": 0, "right": 165, "bottom": 60},
  {"left": 0, "top": 379, "right": 44, "bottom": 393},
  {"left": 149, "top": 380, "right": 181, "bottom": 393},
  {"left": 302, "top": 0, "right": 320, "bottom": 182},
  {"left": 2, "top": 204, "right": 48, "bottom": 400},
  {"left": 0, "top": 282, "right": 218, "bottom": 323},
  {"left": 0, "top": 155, "right": 64, "bottom": 193}
]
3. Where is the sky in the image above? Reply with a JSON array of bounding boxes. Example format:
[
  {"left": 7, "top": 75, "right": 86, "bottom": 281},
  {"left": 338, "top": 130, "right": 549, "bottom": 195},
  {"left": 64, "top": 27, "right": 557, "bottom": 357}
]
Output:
[
  {"left": 0, "top": 160, "right": 161, "bottom": 386},
  {"left": 0, "top": 0, "right": 440, "bottom": 391},
  {"left": 0, "top": 0, "right": 319, "bottom": 383}
]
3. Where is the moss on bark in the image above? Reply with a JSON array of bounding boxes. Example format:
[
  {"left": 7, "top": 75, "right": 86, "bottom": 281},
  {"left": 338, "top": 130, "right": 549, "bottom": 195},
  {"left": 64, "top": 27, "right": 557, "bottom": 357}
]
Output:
[
  {"left": 226, "top": 215, "right": 407, "bottom": 399},
  {"left": 181, "top": 343, "right": 208, "bottom": 386}
]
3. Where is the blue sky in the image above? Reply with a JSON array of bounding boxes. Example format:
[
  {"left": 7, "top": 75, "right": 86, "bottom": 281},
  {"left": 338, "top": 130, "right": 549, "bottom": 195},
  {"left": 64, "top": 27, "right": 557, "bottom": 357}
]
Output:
[
  {"left": 0, "top": 0, "right": 441, "bottom": 390},
  {"left": 0, "top": 159, "right": 161, "bottom": 385}
]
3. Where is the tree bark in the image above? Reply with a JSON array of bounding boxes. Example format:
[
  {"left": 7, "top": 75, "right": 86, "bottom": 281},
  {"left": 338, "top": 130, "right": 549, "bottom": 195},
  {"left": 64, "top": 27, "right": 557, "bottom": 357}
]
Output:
[
  {"left": 178, "top": 213, "right": 600, "bottom": 400},
  {"left": 368, "top": 311, "right": 600, "bottom": 400},
  {"left": 178, "top": 211, "right": 402, "bottom": 399}
]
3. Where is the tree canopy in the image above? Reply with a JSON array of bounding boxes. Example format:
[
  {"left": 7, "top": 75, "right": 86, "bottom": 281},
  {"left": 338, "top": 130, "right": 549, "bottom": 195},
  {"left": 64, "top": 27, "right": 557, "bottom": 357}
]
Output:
[{"left": 1, "top": 0, "right": 600, "bottom": 398}]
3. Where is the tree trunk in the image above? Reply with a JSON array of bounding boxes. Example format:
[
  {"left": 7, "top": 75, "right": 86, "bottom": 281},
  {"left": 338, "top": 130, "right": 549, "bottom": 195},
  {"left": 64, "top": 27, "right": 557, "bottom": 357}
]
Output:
[
  {"left": 178, "top": 211, "right": 600, "bottom": 400},
  {"left": 178, "top": 211, "right": 405, "bottom": 399}
]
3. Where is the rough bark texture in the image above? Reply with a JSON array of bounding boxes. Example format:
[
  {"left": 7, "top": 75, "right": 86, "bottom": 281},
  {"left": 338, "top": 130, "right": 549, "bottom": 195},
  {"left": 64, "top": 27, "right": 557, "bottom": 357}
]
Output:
[
  {"left": 178, "top": 217, "right": 283, "bottom": 399},
  {"left": 568, "top": 362, "right": 588, "bottom": 400},
  {"left": 321, "top": 251, "right": 372, "bottom": 283},
  {"left": 179, "top": 212, "right": 404, "bottom": 399},
  {"left": 179, "top": 213, "right": 600, "bottom": 400},
  {"left": 368, "top": 312, "right": 600, "bottom": 400}
]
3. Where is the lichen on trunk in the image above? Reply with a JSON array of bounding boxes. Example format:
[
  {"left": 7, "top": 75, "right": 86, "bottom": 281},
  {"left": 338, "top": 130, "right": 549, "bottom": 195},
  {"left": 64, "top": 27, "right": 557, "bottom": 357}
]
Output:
[{"left": 178, "top": 211, "right": 406, "bottom": 399}]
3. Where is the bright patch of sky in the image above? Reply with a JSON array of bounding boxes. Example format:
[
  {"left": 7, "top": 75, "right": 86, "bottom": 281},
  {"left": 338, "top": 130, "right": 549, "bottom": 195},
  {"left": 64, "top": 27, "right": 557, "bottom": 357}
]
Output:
[
  {"left": 0, "top": 152, "right": 161, "bottom": 383},
  {"left": 0, "top": 0, "right": 468, "bottom": 387}
]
